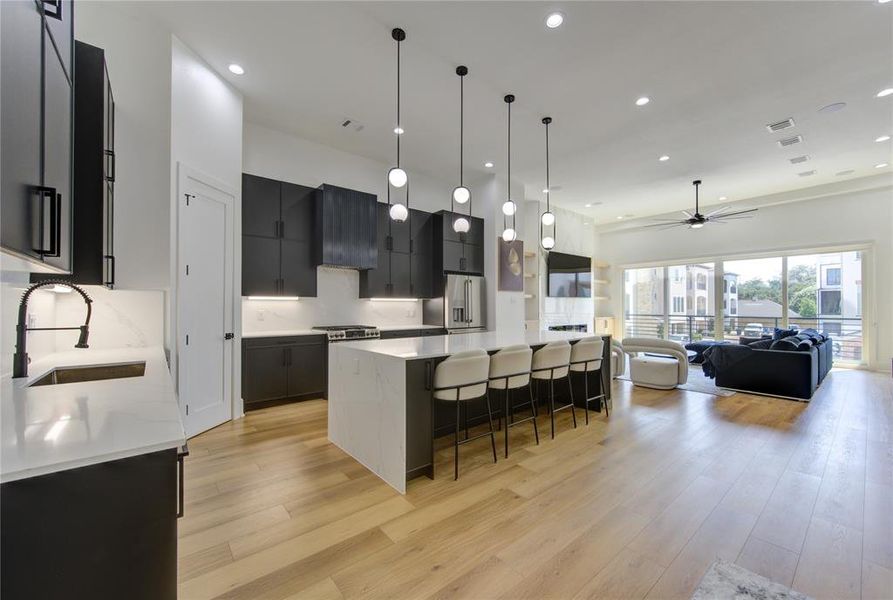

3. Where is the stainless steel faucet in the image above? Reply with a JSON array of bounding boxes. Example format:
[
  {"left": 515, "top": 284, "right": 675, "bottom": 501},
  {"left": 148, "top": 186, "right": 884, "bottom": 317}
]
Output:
[{"left": 13, "top": 280, "right": 93, "bottom": 378}]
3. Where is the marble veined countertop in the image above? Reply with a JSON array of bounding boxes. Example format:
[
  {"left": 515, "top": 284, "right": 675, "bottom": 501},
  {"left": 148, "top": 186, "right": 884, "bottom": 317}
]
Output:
[
  {"left": 335, "top": 330, "right": 603, "bottom": 360},
  {"left": 1, "top": 346, "right": 185, "bottom": 483},
  {"left": 241, "top": 324, "right": 443, "bottom": 338}
]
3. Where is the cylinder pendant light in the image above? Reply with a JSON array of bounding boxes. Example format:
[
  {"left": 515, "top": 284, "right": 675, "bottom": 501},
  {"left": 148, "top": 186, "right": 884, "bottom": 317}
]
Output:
[
  {"left": 540, "top": 116, "right": 556, "bottom": 249},
  {"left": 388, "top": 28, "right": 408, "bottom": 222},
  {"left": 451, "top": 66, "right": 471, "bottom": 233},
  {"left": 501, "top": 94, "right": 517, "bottom": 242}
]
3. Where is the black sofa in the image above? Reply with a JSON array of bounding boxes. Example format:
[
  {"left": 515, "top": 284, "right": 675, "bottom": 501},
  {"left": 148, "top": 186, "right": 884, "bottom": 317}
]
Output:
[{"left": 703, "top": 330, "right": 833, "bottom": 400}]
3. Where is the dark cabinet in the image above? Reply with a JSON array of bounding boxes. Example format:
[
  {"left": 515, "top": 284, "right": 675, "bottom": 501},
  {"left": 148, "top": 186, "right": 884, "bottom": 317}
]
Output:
[
  {"left": 434, "top": 211, "right": 484, "bottom": 280},
  {"left": 33, "top": 41, "right": 116, "bottom": 288},
  {"left": 360, "top": 205, "right": 435, "bottom": 298},
  {"left": 1, "top": 0, "right": 73, "bottom": 272},
  {"left": 242, "top": 335, "right": 327, "bottom": 408},
  {"left": 241, "top": 174, "right": 317, "bottom": 297},
  {"left": 380, "top": 327, "right": 446, "bottom": 340}
]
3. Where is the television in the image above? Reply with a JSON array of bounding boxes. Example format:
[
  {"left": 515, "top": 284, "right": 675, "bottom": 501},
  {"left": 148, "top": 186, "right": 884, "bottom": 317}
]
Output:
[{"left": 547, "top": 252, "right": 592, "bottom": 298}]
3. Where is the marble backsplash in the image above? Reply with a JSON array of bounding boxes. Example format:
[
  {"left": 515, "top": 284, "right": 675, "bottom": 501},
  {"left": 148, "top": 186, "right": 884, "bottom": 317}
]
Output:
[{"left": 242, "top": 267, "right": 422, "bottom": 333}]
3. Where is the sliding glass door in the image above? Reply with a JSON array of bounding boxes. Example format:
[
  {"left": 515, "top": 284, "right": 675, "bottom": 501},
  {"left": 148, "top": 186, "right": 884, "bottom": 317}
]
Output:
[
  {"left": 667, "top": 263, "right": 715, "bottom": 344},
  {"left": 722, "top": 257, "right": 783, "bottom": 342},
  {"left": 623, "top": 267, "right": 665, "bottom": 338}
]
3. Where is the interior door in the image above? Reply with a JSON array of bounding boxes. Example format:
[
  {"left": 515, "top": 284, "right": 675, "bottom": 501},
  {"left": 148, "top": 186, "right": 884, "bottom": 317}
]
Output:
[{"left": 178, "top": 166, "right": 234, "bottom": 437}]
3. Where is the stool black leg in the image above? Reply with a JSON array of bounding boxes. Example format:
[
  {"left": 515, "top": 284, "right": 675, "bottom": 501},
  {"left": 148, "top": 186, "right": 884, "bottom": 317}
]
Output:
[
  {"left": 485, "top": 394, "right": 498, "bottom": 464},
  {"left": 550, "top": 377, "right": 556, "bottom": 439},
  {"left": 454, "top": 400, "right": 460, "bottom": 480},
  {"left": 529, "top": 383, "right": 540, "bottom": 445},
  {"left": 504, "top": 388, "right": 510, "bottom": 458},
  {"left": 464, "top": 402, "right": 469, "bottom": 441},
  {"left": 583, "top": 370, "right": 590, "bottom": 425},
  {"left": 567, "top": 375, "right": 577, "bottom": 428}
]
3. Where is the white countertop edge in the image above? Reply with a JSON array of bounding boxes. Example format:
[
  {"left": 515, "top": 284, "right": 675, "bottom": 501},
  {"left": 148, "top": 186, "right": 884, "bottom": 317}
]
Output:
[
  {"left": 241, "top": 329, "right": 324, "bottom": 338},
  {"left": 1, "top": 437, "right": 184, "bottom": 484}
]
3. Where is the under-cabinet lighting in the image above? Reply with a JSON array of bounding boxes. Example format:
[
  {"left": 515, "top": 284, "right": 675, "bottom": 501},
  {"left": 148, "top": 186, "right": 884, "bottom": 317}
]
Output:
[
  {"left": 368, "top": 298, "right": 420, "bottom": 302},
  {"left": 247, "top": 296, "right": 300, "bottom": 301},
  {"left": 48, "top": 284, "right": 72, "bottom": 294}
]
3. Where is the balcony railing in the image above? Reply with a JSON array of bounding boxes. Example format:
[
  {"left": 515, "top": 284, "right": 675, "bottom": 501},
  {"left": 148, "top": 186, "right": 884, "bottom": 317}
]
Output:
[{"left": 624, "top": 313, "right": 863, "bottom": 362}]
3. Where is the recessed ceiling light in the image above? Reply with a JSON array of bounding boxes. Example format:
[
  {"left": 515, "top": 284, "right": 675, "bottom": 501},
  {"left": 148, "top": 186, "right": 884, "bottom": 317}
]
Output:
[
  {"left": 875, "top": 163, "right": 889, "bottom": 168},
  {"left": 545, "top": 12, "right": 565, "bottom": 28},
  {"left": 718, "top": 196, "right": 728, "bottom": 201},
  {"left": 635, "top": 96, "right": 650, "bottom": 106},
  {"left": 658, "top": 155, "right": 669, "bottom": 162},
  {"left": 228, "top": 63, "right": 244, "bottom": 75},
  {"left": 818, "top": 102, "right": 846, "bottom": 113},
  {"left": 880, "top": 0, "right": 892, "bottom": 5},
  {"left": 877, "top": 88, "right": 893, "bottom": 98},
  {"left": 876, "top": 135, "right": 891, "bottom": 142},
  {"left": 393, "top": 127, "right": 404, "bottom": 135},
  {"left": 484, "top": 161, "right": 494, "bottom": 168},
  {"left": 584, "top": 203, "right": 592, "bottom": 207},
  {"left": 542, "top": 188, "right": 550, "bottom": 194}
]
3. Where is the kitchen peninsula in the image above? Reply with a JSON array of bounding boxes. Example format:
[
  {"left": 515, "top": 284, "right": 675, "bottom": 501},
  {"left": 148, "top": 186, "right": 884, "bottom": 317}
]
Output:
[{"left": 328, "top": 330, "right": 611, "bottom": 493}]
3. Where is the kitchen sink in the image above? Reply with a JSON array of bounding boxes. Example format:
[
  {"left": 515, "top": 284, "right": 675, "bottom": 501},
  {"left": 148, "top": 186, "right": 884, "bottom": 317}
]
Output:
[{"left": 29, "top": 361, "right": 147, "bottom": 387}]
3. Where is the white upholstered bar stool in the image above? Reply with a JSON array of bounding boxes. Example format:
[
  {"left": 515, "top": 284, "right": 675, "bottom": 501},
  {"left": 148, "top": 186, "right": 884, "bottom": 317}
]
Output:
[
  {"left": 433, "top": 349, "right": 497, "bottom": 480},
  {"left": 488, "top": 344, "right": 538, "bottom": 458},
  {"left": 570, "top": 337, "right": 608, "bottom": 423},
  {"left": 531, "top": 340, "right": 574, "bottom": 439}
]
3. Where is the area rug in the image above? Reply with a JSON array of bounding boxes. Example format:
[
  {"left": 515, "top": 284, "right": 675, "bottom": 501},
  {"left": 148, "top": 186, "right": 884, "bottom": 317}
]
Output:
[
  {"left": 691, "top": 560, "right": 812, "bottom": 600},
  {"left": 618, "top": 366, "right": 735, "bottom": 398}
]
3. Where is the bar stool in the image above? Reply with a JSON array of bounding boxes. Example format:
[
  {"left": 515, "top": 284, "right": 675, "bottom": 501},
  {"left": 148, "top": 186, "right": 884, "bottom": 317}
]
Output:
[
  {"left": 531, "top": 340, "right": 574, "bottom": 439},
  {"left": 433, "top": 349, "right": 497, "bottom": 480},
  {"left": 570, "top": 337, "right": 608, "bottom": 423},
  {"left": 488, "top": 344, "right": 538, "bottom": 458}
]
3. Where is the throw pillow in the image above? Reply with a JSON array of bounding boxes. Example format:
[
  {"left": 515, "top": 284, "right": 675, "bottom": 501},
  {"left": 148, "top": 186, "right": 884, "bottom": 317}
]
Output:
[
  {"left": 773, "top": 327, "right": 798, "bottom": 340},
  {"left": 794, "top": 333, "right": 814, "bottom": 345},
  {"left": 770, "top": 336, "right": 800, "bottom": 351},
  {"left": 748, "top": 339, "right": 773, "bottom": 349}
]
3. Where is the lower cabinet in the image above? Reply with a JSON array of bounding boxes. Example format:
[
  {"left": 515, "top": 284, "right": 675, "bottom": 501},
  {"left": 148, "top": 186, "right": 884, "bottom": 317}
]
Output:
[
  {"left": 380, "top": 328, "right": 447, "bottom": 340},
  {"left": 242, "top": 335, "right": 326, "bottom": 408},
  {"left": 1, "top": 448, "right": 182, "bottom": 600}
]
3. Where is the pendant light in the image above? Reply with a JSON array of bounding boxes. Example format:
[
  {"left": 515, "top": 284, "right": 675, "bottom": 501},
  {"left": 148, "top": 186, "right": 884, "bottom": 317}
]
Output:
[
  {"left": 451, "top": 65, "right": 471, "bottom": 233},
  {"left": 502, "top": 94, "right": 517, "bottom": 242},
  {"left": 540, "top": 116, "right": 556, "bottom": 250},
  {"left": 387, "top": 28, "right": 408, "bottom": 222}
]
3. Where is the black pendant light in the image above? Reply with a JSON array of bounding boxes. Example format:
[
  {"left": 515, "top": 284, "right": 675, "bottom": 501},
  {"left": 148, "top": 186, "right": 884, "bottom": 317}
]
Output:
[
  {"left": 451, "top": 65, "right": 471, "bottom": 233},
  {"left": 540, "top": 117, "right": 556, "bottom": 250},
  {"left": 387, "top": 28, "right": 408, "bottom": 222},
  {"left": 502, "top": 94, "right": 517, "bottom": 242}
]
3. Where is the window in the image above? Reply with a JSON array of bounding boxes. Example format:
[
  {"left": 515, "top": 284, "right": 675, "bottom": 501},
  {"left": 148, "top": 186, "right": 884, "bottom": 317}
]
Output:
[
  {"left": 824, "top": 266, "right": 841, "bottom": 286},
  {"left": 730, "top": 283, "right": 737, "bottom": 293},
  {"left": 820, "top": 290, "right": 841, "bottom": 315},
  {"left": 724, "top": 280, "right": 729, "bottom": 292},
  {"left": 696, "top": 274, "right": 707, "bottom": 290},
  {"left": 696, "top": 297, "right": 707, "bottom": 315},
  {"left": 672, "top": 297, "right": 684, "bottom": 313},
  {"left": 730, "top": 299, "right": 737, "bottom": 315}
]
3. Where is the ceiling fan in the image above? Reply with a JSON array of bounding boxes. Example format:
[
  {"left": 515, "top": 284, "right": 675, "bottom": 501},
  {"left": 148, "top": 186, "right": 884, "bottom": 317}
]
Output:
[{"left": 645, "top": 180, "right": 757, "bottom": 230}]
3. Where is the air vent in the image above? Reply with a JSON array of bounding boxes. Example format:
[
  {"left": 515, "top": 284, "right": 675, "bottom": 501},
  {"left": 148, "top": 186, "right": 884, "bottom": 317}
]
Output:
[
  {"left": 836, "top": 169, "right": 855, "bottom": 176},
  {"left": 778, "top": 135, "right": 803, "bottom": 148},
  {"left": 798, "top": 170, "right": 816, "bottom": 177},
  {"left": 766, "top": 118, "right": 795, "bottom": 133},
  {"left": 789, "top": 155, "right": 810, "bottom": 164},
  {"left": 340, "top": 118, "right": 365, "bottom": 132}
]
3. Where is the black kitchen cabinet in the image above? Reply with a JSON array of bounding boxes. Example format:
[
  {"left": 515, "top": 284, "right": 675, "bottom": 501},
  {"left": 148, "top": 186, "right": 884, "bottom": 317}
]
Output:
[
  {"left": 1, "top": 0, "right": 74, "bottom": 272},
  {"left": 316, "top": 184, "right": 378, "bottom": 270},
  {"left": 380, "top": 327, "right": 446, "bottom": 340},
  {"left": 1, "top": 447, "right": 182, "bottom": 600},
  {"left": 408, "top": 208, "right": 433, "bottom": 298},
  {"left": 360, "top": 204, "right": 435, "bottom": 298},
  {"left": 242, "top": 335, "right": 327, "bottom": 408},
  {"left": 241, "top": 173, "right": 317, "bottom": 297},
  {"left": 433, "top": 211, "right": 484, "bottom": 280},
  {"left": 33, "top": 41, "right": 116, "bottom": 288}
]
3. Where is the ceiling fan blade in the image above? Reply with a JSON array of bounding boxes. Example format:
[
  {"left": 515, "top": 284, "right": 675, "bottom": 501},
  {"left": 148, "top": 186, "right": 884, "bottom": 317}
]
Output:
[
  {"left": 643, "top": 220, "right": 686, "bottom": 229},
  {"left": 705, "top": 205, "right": 732, "bottom": 217},
  {"left": 713, "top": 208, "right": 758, "bottom": 218},
  {"left": 681, "top": 210, "right": 693, "bottom": 218},
  {"left": 710, "top": 216, "right": 755, "bottom": 224}
]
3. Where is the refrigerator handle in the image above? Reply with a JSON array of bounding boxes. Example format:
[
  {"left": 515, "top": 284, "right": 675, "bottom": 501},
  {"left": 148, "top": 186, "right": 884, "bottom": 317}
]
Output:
[{"left": 465, "top": 279, "right": 472, "bottom": 323}]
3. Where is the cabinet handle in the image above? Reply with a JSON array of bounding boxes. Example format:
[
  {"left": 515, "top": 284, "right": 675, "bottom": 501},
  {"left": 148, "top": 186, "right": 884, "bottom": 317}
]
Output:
[
  {"left": 282, "top": 347, "right": 288, "bottom": 366},
  {"left": 287, "top": 347, "right": 293, "bottom": 366},
  {"left": 104, "top": 254, "right": 115, "bottom": 287},
  {"left": 177, "top": 444, "right": 189, "bottom": 518},
  {"left": 279, "top": 221, "right": 285, "bottom": 238},
  {"left": 104, "top": 149, "right": 116, "bottom": 182},
  {"left": 459, "top": 257, "right": 466, "bottom": 271},
  {"left": 32, "top": 186, "right": 61, "bottom": 258},
  {"left": 386, "top": 235, "right": 393, "bottom": 251}
]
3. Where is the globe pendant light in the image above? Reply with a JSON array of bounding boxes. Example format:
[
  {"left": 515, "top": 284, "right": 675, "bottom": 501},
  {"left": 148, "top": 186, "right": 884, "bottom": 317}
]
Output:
[
  {"left": 501, "top": 94, "right": 517, "bottom": 242},
  {"left": 451, "top": 66, "right": 471, "bottom": 233},
  {"left": 387, "top": 28, "right": 408, "bottom": 222},
  {"left": 540, "top": 116, "right": 556, "bottom": 249}
]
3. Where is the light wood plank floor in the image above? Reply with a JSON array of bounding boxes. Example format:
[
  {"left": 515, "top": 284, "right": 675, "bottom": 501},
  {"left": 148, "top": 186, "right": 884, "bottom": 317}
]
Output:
[{"left": 177, "top": 368, "right": 893, "bottom": 600}]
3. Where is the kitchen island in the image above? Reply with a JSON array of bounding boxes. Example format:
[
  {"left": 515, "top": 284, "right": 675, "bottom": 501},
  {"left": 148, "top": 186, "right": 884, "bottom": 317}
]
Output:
[{"left": 328, "top": 330, "right": 611, "bottom": 493}]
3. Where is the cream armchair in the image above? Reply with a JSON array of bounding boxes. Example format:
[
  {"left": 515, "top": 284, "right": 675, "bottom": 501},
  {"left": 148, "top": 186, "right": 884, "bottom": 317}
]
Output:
[
  {"left": 610, "top": 339, "right": 625, "bottom": 379},
  {"left": 622, "top": 337, "right": 689, "bottom": 390}
]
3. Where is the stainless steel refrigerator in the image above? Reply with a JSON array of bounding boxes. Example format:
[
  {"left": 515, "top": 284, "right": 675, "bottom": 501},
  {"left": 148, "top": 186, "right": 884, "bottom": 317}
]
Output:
[{"left": 423, "top": 274, "right": 486, "bottom": 333}]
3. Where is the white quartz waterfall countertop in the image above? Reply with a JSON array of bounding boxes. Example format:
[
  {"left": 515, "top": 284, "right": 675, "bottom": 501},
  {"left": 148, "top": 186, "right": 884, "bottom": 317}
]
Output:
[
  {"left": 336, "top": 330, "right": 601, "bottom": 360},
  {"left": 1, "top": 346, "right": 185, "bottom": 483}
]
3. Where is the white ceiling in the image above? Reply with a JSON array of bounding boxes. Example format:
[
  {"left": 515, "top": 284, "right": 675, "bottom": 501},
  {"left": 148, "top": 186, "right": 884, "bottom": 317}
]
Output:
[{"left": 135, "top": 1, "right": 893, "bottom": 221}]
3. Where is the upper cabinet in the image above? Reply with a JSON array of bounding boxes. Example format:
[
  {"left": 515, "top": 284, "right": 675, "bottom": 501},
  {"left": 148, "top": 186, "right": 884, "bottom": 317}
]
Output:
[
  {"left": 1, "top": 0, "right": 74, "bottom": 272},
  {"left": 33, "top": 40, "right": 116, "bottom": 288},
  {"left": 359, "top": 204, "right": 435, "bottom": 299},
  {"left": 433, "top": 211, "right": 485, "bottom": 278},
  {"left": 241, "top": 174, "right": 317, "bottom": 297}
]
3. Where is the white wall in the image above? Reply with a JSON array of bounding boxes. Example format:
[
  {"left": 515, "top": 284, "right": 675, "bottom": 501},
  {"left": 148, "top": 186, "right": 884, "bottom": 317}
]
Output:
[
  {"left": 241, "top": 122, "right": 476, "bottom": 331},
  {"left": 598, "top": 184, "right": 893, "bottom": 372},
  {"left": 75, "top": 2, "right": 172, "bottom": 292},
  {"left": 170, "top": 36, "right": 243, "bottom": 412}
]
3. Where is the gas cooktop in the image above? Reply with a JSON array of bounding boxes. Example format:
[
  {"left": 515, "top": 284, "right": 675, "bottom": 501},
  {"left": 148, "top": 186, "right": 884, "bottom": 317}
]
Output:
[{"left": 312, "top": 325, "right": 380, "bottom": 341}]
